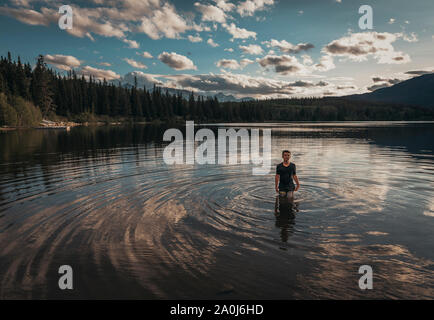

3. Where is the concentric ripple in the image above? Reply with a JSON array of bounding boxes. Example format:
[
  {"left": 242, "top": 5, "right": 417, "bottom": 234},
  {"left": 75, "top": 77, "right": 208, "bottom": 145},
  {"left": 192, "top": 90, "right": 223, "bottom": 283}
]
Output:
[{"left": 0, "top": 122, "right": 433, "bottom": 299}]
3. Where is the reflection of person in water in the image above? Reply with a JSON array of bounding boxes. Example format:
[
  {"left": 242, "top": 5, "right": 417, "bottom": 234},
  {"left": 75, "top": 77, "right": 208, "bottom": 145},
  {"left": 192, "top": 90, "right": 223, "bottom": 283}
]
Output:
[{"left": 274, "top": 195, "right": 298, "bottom": 243}]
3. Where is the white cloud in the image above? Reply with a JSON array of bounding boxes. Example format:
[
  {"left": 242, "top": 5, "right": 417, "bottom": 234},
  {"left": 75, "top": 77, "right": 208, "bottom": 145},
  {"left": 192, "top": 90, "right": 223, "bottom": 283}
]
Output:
[
  {"left": 188, "top": 34, "right": 203, "bottom": 43},
  {"left": 323, "top": 32, "right": 411, "bottom": 64},
  {"left": 399, "top": 32, "right": 418, "bottom": 43},
  {"left": 240, "top": 58, "right": 254, "bottom": 67},
  {"left": 120, "top": 71, "right": 164, "bottom": 88},
  {"left": 98, "top": 62, "right": 112, "bottom": 67},
  {"left": 216, "top": 58, "right": 254, "bottom": 70},
  {"left": 44, "top": 54, "right": 81, "bottom": 71},
  {"left": 78, "top": 66, "right": 121, "bottom": 80},
  {"left": 123, "top": 39, "right": 140, "bottom": 48},
  {"left": 302, "top": 54, "right": 313, "bottom": 65},
  {"left": 0, "top": 7, "right": 52, "bottom": 26},
  {"left": 222, "top": 22, "right": 256, "bottom": 40},
  {"left": 216, "top": 59, "right": 241, "bottom": 69},
  {"left": 207, "top": 38, "right": 219, "bottom": 47},
  {"left": 139, "top": 2, "right": 193, "bottom": 40},
  {"left": 137, "top": 51, "right": 153, "bottom": 58},
  {"left": 0, "top": 0, "right": 206, "bottom": 44},
  {"left": 239, "top": 44, "right": 263, "bottom": 55},
  {"left": 263, "top": 39, "right": 314, "bottom": 54},
  {"left": 158, "top": 52, "right": 197, "bottom": 70},
  {"left": 224, "top": 48, "right": 234, "bottom": 52},
  {"left": 123, "top": 58, "right": 147, "bottom": 69},
  {"left": 214, "top": 0, "right": 236, "bottom": 12},
  {"left": 161, "top": 72, "right": 349, "bottom": 98},
  {"left": 237, "top": 0, "right": 275, "bottom": 17},
  {"left": 194, "top": 2, "right": 227, "bottom": 23},
  {"left": 388, "top": 18, "right": 395, "bottom": 24},
  {"left": 312, "top": 55, "right": 335, "bottom": 72}
]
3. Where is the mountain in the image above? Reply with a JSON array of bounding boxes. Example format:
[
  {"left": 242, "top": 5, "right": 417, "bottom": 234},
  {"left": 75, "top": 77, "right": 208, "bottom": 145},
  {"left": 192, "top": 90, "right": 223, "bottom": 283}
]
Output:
[
  {"left": 347, "top": 73, "right": 434, "bottom": 108},
  {"left": 113, "top": 72, "right": 255, "bottom": 102}
]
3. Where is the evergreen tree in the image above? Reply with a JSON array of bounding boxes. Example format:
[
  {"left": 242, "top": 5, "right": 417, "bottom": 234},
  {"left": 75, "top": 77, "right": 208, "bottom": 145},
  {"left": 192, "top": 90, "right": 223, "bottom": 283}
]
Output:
[{"left": 31, "top": 55, "right": 55, "bottom": 117}]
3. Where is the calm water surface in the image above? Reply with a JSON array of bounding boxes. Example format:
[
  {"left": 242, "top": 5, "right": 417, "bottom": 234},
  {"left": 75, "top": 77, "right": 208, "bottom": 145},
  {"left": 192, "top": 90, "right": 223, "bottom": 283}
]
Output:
[{"left": 0, "top": 121, "right": 433, "bottom": 299}]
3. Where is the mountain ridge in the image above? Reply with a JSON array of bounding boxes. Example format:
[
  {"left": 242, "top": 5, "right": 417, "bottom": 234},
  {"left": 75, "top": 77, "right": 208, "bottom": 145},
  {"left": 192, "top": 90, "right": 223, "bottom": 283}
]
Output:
[{"left": 346, "top": 73, "right": 434, "bottom": 108}]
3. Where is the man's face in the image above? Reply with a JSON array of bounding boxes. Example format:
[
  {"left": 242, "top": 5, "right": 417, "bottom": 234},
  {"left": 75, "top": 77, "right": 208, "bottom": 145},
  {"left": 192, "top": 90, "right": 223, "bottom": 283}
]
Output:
[{"left": 283, "top": 152, "right": 291, "bottom": 161}]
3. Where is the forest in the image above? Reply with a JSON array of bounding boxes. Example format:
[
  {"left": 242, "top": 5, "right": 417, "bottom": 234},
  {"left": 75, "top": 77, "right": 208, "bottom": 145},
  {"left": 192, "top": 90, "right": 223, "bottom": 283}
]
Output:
[{"left": 1, "top": 52, "right": 433, "bottom": 127}]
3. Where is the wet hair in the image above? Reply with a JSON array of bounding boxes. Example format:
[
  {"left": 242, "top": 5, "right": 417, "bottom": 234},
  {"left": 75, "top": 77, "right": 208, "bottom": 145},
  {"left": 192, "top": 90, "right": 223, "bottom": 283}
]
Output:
[{"left": 282, "top": 150, "right": 291, "bottom": 157}]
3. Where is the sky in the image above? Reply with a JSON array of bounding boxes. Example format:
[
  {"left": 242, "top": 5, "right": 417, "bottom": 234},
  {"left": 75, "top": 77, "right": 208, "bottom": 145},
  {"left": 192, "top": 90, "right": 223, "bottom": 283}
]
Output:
[{"left": 0, "top": 0, "right": 433, "bottom": 99}]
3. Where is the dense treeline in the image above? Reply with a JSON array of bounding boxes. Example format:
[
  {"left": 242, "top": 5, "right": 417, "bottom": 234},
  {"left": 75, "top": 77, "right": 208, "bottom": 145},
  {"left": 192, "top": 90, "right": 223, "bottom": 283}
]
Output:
[
  {"left": 1, "top": 52, "right": 433, "bottom": 127},
  {"left": 228, "top": 97, "right": 434, "bottom": 121}
]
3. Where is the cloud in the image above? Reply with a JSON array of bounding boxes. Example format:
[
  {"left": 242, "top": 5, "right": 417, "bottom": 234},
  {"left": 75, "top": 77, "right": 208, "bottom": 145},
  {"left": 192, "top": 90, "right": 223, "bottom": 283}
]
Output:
[
  {"left": 367, "top": 83, "right": 391, "bottom": 91},
  {"left": 405, "top": 69, "right": 434, "bottom": 76},
  {"left": 257, "top": 54, "right": 309, "bottom": 75},
  {"left": 78, "top": 66, "right": 121, "bottom": 80},
  {"left": 120, "top": 71, "right": 164, "bottom": 88},
  {"left": 214, "top": 0, "right": 236, "bottom": 12},
  {"left": 239, "top": 44, "right": 263, "bottom": 55},
  {"left": 216, "top": 58, "right": 255, "bottom": 70},
  {"left": 302, "top": 54, "right": 313, "bottom": 65},
  {"left": 323, "top": 32, "right": 411, "bottom": 64},
  {"left": 188, "top": 34, "right": 203, "bottom": 43},
  {"left": 372, "top": 77, "right": 402, "bottom": 84},
  {"left": 0, "top": 1, "right": 206, "bottom": 44},
  {"left": 139, "top": 2, "right": 194, "bottom": 40},
  {"left": 123, "top": 58, "right": 147, "bottom": 69},
  {"left": 312, "top": 55, "right": 335, "bottom": 72},
  {"left": 0, "top": 7, "right": 53, "bottom": 26},
  {"left": 216, "top": 59, "right": 241, "bottom": 70},
  {"left": 263, "top": 39, "right": 314, "bottom": 54},
  {"left": 161, "top": 72, "right": 350, "bottom": 98},
  {"left": 237, "top": 0, "right": 275, "bottom": 17},
  {"left": 240, "top": 58, "right": 254, "bottom": 67},
  {"left": 366, "top": 75, "right": 407, "bottom": 91},
  {"left": 158, "top": 52, "right": 197, "bottom": 70},
  {"left": 98, "top": 62, "right": 112, "bottom": 67},
  {"left": 137, "top": 51, "right": 153, "bottom": 58},
  {"left": 57, "top": 6, "right": 127, "bottom": 39},
  {"left": 224, "top": 48, "right": 234, "bottom": 52},
  {"left": 388, "top": 18, "right": 395, "bottom": 24},
  {"left": 207, "top": 38, "right": 219, "bottom": 47},
  {"left": 194, "top": 2, "right": 227, "bottom": 23},
  {"left": 399, "top": 32, "right": 418, "bottom": 43},
  {"left": 222, "top": 22, "right": 256, "bottom": 40},
  {"left": 44, "top": 54, "right": 81, "bottom": 71},
  {"left": 123, "top": 39, "right": 140, "bottom": 48}
]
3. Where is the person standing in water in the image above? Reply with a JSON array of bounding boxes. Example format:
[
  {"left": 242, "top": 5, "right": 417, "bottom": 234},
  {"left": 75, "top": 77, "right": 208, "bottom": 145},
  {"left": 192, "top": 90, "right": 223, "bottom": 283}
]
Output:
[{"left": 275, "top": 150, "right": 300, "bottom": 200}]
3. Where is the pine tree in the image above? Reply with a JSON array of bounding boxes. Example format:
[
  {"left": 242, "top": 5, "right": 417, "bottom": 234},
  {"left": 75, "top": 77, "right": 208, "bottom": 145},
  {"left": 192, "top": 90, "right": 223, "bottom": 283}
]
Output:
[{"left": 31, "top": 55, "right": 55, "bottom": 118}]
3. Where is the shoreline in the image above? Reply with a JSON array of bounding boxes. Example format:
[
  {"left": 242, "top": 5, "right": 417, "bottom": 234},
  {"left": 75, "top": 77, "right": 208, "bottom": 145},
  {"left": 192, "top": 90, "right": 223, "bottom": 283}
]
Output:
[{"left": 2, "top": 119, "right": 434, "bottom": 131}]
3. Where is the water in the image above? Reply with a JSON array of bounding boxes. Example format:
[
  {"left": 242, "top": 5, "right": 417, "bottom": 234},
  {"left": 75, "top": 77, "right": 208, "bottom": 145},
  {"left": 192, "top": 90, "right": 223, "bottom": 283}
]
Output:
[{"left": 0, "top": 121, "right": 433, "bottom": 299}]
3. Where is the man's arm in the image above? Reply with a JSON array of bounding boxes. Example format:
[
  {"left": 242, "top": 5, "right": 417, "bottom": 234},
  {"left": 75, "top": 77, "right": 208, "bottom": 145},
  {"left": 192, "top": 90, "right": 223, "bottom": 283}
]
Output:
[
  {"left": 293, "top": 174, "right": 300, "bottom": 191},
  {"left": 275, "top": 174, "right": 279, "bottom": 193}
]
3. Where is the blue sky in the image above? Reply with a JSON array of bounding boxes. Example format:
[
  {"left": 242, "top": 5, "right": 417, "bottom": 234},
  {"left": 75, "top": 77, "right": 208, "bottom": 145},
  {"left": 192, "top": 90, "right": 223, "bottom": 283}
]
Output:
[{"left": 1, "top": 0, "right": 433, "bottom": 98}]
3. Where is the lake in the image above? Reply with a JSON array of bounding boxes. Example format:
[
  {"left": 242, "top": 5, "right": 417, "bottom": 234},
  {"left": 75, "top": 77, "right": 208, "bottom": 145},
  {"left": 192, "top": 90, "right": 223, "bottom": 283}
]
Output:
[{"left": 0, "top": 121, "right": 433, "bottom": 299}]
